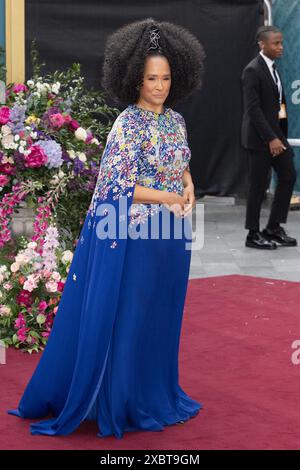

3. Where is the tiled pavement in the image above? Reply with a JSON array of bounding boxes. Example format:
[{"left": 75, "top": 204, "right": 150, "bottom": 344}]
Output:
[{"left": 190, "top": 197, "right": 300, "bottom": 282}]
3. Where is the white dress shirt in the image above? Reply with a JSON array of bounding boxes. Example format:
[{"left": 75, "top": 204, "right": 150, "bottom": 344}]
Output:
[{"left": 259, "top": 51, "right": 282, "bottom": 104}]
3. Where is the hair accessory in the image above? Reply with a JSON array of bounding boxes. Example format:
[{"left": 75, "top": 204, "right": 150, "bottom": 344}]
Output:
[{"left": 148, "top": 28, "right": 162, "bottom": 52}]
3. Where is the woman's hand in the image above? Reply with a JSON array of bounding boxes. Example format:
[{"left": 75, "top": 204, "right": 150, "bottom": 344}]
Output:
[
  {"left": 161, "top": 191, "right": 187, "bottom": 218},
  {"left": 182, "top": 183, "right": 196, "bottom": 216}
]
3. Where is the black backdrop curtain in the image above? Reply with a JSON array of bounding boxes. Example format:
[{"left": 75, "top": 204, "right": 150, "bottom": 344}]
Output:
[{"left": 25, "top": 0, "right": 264, "bottom": 197}]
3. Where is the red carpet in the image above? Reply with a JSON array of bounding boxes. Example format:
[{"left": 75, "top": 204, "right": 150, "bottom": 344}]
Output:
[{"left": 1, "top": 274, "right": 300, "bottom": 450}]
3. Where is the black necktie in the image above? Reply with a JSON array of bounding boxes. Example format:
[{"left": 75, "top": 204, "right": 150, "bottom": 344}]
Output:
[{"left": 272, "top": 63, "right": 280, "bottom": 93}]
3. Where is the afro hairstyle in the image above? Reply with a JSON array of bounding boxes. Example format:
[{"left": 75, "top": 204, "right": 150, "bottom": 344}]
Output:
[{"left": 101, "top": 17, "right": 205, "bottom": 107}]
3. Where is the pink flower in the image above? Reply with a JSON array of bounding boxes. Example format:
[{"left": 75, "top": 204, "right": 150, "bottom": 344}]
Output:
[
  {"left": 63, "top": 115, "right": 72, "bottom": 124},
  {"left": 0, "top": 174, "right": 10, "bottom": 187},
  {"left": 3, "top": 282, "right": 12, "bottom": 290},
  {"left": 0, "top": 106, "right": 10, "bottom": 125},
  {"left": 42, "top": 270, "right": 52, "bottom": 278},
  {"left": 70, "top": 119, "right": 80, "bottom": 130},
  {"left": 27, "top": 336, "right": 36, "bottom": 345},
  {"left": 41, "top": 331, "right": 50, "bottom": 338},
  {"left": 57, "top": 281, "right": 65, "bottom": 292},
  {"left": 49, "top": 113, "right": 65, "bottom": 128},
  {"left": 17, "top": 327, "right": 28, "bottom": 342},
  {"left": 38, "top": 300, "right": 48, "bottom": 311},
  {"left": 18, "top": 275, "right": 26, "bottom": 285},
  {"left": 24, "top": 145, "right": 48, "bottom": 168},
  {"left": 16, "top": 289, "right": 33, "bottom": 307},
  {"left": 14, "top": 313, "right": 26, "bottom": 329},
  {"left": 11, "top": 83, "right": 28, "bottom": 94},
  {"left": 85, "top": 132, "right": 93, "bottom": 144},
  {"left": 0, "top": 163, "right": 15, "bottom": 175}
]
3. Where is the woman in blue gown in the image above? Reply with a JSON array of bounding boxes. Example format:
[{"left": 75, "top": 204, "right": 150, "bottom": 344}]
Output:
[{"left": 8, "top": 18, "right": 205, "bottom": 438}]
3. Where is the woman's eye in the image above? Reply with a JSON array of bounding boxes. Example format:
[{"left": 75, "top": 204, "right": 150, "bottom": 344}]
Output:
[{"left": 148, "top": 78, "right": 170, "bottom": 81}]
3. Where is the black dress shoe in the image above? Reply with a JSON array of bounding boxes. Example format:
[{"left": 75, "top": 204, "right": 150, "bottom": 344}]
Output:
[
  {"left": 245, "top": 231, "right": 277, "bottom": 249},
  {"left": 262, "top": 227, "right": 297, "bottom": 247}
]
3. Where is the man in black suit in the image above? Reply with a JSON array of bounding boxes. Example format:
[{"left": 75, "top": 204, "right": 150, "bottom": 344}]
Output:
[{"left": 241, "top": 25, "right": 297, "bottom": 249}]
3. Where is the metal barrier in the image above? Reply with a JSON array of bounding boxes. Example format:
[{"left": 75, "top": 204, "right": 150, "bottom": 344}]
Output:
[{"left": 264, "top": 0, "right": 272, "bottom": 25}]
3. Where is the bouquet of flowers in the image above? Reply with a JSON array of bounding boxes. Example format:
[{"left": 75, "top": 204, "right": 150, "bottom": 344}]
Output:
[{"left": 0, "top": 47, "right": 119, "bottom": 352}]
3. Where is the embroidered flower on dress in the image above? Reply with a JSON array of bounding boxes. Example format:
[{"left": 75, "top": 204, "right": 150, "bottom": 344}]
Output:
[{"left": 88, "top": 103, "right": 191, "bottom": 228}]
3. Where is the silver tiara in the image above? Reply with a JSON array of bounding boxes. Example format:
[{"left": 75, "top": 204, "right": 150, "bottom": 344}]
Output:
[{"left": 148, "top": 28, "right": 162, "bottom": 51}]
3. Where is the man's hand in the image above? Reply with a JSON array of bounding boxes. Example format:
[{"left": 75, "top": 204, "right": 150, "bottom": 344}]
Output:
[{"left": 269, "top": 138, "right": 287, "bottom": 157}]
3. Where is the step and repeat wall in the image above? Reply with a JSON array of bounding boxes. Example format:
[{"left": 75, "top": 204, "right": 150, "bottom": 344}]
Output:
[{"left": 273, "top": 0, "right": 300, "bottom": 193}]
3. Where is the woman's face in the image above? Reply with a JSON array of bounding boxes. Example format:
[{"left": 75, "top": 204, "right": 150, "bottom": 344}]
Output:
[{"left": 138, "top": 55, "right": 171, "bottom": 106}]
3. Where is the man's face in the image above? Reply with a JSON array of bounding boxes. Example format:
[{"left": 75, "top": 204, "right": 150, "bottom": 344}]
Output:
[{"left": 260, "top": 32, "right": 283, "bottom": 60}]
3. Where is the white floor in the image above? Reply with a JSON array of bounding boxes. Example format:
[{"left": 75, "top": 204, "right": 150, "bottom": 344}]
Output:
[{"left": 190, "top": 197, "right": 300, "bottom": 282}]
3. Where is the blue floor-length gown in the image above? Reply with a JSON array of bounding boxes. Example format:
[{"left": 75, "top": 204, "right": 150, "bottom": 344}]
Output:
[{"left": 8, "top": 103, "right": 202, "bottom": 438}]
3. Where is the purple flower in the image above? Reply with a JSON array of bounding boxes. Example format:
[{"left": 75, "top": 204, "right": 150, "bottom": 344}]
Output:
[
  {"left": 7, "top": 104, "right": 26, "bottom": 134},
  {"left": 13, "top": 151, "right": 26, "bottom": 170},
  {"left": 35, "top": 139, "right": 63, "bottom": 168},
  {"left": 41, "top": 107, "right": 61, "bottom": 128},
  {"left": 73, "top": 159, "right": 85, "bottom": 175}
]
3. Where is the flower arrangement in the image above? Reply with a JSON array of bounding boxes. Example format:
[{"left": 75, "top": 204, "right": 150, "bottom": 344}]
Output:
[
  {"left": 0, "top": 226, "right": 73, "bottom": 353},
  {"left": 0, "top": 46, "right": 119, "bottom": 352},
  {"left": 0, "top": 45, "right": 119, "bottom": 247}
]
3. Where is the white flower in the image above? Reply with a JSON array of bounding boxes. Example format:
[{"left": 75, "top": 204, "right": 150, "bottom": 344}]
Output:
[
  {"left": 78, "top": 152, "right": 87, "bottom": 162},
  {"left": 51, "top": 82, "right": 60, "bottom": 94},
  {"left": 67, "top": 150, "right": 76, "bottom": 159},
  {"left": 58, "top": 170, "right": 65, "bottom": 179},
  {"left": 45, "top": 280, "right": 58, "bottom": 293},
  {"left": 1, "top": 134, "right": 15, "bottom": 149},
  {"left": 27, "top": 79, "right": 34, "bottom": 88},
  {"left": 30, "top": 131, "right": 37, "bottom": 139},
  {"left": 0, "top": 265, "right": 7, "bottom": 274},
  {"left": 27, "top": 241, "right": 37, "bottom": 249},
  {"left": 61, "top": 250, "right": 73, "bottom": 264},
  {"left": 51, "top": 271, "right": 61, "bottom": 282},
  {"left": 33, "top": 91, "right": 41, "bottom": 99},
  {"left": 33, "top": 262, "right": 43, "bottom": 270},
  {"left": 75, "top": 127, "right": 87, "bottom": 142},
  {"left": 1, "top": 125, "right": 12, "bottom": 137},
  {"left": 91, "top": 138, "right": 100, "bottom": 145},
  {"left": 0, "top": 305, "right": 11, "bottom": 316},
  {"left": 50, "top": 175, "right": 59, "bottom": 185},
  {"left": 0, "top": 274, "right": 4, "bottom": 283},
  {"left": 23, "top": 281, "right": 35, "bottom": 292},
  {"left": 10, "top": 262, "right": 20, "bottom": 273},
  {"left": 15, "top": 253, "right": 31, "bottom": 265},
  {"left": 36, "top": 82, "right": 50, "bottom": 95},
  {"left": 18, "top": 146, "right": 25, "bottom": 154},
  {"left": 20, "top": 140, "right": 26, "bottom": 147},
  {"left": 23, "top": 274, "right": 39, "bottom": 292},
  {"left": 14, "top": 134, "right": 20, "bottom": 142},
  {"left": 3, "top": 283, "right": 12, "bottom": 290}
]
